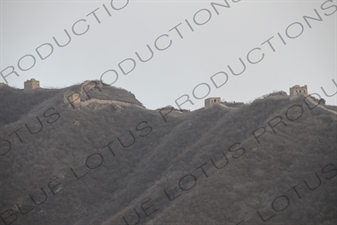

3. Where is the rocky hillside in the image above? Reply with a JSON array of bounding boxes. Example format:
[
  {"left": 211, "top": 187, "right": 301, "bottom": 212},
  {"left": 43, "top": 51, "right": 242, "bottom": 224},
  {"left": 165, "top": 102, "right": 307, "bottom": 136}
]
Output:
[{"left": 0, "top": 81, "right": 336, "bottom": 225}]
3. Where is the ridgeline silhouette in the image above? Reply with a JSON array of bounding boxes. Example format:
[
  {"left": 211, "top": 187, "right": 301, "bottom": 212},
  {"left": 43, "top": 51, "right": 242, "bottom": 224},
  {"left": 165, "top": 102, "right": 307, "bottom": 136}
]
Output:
[{"left": 0, "top": 81, "right": 336, "bottom": 225}]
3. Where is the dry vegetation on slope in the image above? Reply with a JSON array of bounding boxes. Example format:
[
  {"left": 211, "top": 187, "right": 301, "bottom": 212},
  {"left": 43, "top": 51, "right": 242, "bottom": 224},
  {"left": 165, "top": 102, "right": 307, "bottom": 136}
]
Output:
[{"left": 0, "top": 82, "right": 336, "bottom": 225}]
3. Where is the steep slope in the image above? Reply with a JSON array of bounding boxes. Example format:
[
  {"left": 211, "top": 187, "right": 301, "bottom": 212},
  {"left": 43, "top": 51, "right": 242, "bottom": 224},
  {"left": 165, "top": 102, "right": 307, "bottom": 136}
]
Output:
[
  {"left": 0, "top": 81, "right": 143, "bottom": 127},
  {"left": 0, "top": 84, "right": 336, "bottom": 225},
  {"left": 0, "top": 82, "right": 181, "bottom": 225},
  {"left": 97, "top": 95, "right": 336, "bottom": 225},
  {"left": 143, "top": 96, "right": 337, "bottom": 225},
  {"left": 0, "top": 86, "right": 61, "bottom": 127}
]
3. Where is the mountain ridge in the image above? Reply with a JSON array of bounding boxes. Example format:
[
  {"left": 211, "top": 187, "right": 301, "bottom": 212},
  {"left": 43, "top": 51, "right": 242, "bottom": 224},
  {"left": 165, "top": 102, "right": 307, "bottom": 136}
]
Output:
[{"left": 0, "top": 81, "right": 336, "bottom": 225}]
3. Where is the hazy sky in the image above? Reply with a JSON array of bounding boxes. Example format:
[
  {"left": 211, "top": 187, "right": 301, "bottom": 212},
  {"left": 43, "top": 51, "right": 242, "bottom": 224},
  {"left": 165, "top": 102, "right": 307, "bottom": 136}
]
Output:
[{"left": 1, "top": 0, "right": 336, "bottom": 110}]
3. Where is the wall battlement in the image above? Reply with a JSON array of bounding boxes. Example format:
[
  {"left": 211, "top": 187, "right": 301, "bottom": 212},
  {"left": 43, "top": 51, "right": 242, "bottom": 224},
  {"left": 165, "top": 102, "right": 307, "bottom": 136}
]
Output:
[
  {"left": 205, "top": 85, "right": 308, "bottom": 108},
  {"left": 204, "top": 97, "right": 244, "bottom": 108}
]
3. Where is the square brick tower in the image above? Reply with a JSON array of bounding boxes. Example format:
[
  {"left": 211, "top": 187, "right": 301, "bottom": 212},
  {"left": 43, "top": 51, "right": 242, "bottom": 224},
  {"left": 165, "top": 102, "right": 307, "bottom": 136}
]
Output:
[
  {"left": 205, "top": 97, "right": 221, "bottom": 107},
  {"left": 289, "top": 85, "right": 308, "bottom": 96},
  {"left": 24, "top": 78, "right": 40, "bottom": 91}
]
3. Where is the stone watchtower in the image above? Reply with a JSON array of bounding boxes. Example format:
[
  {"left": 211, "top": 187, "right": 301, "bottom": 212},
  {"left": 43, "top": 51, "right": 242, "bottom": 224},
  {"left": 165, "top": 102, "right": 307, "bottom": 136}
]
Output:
[
  {"left": 0, "top": 82, "right": 8, "bottom": 88},
  {"left": 24, "top": 78, "right": 40, "bottom": 91},
  {"left": 289, "top": 85, "right": 308, "bottom": 96},
  {"left": 205, "top": 97, "right": 221, "bottom": 107}
]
